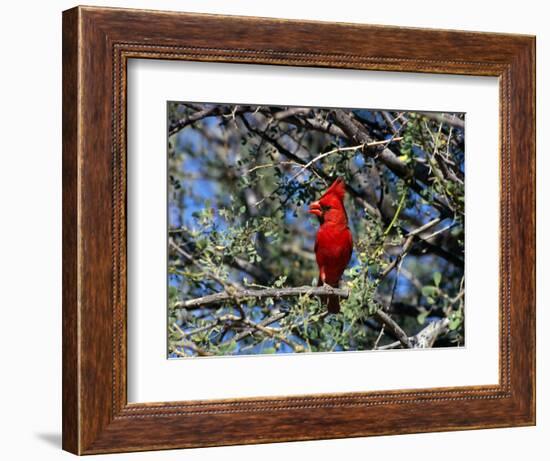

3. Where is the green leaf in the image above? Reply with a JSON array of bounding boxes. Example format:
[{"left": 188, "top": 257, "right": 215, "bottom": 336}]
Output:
[
  {"left": 449, "top": 310, "right": 463, "bottom": 330},
  {"left": 416, "top": 309, "right": 430, "bottom": 325},
  {"left": 433, "top": 272, "right": 442, "bottom": 287},
  {"left": 449, "top": 317, "right": 461, "bottom": 330},
  {"left": 274, "top": 275, "right": 287, "bottom": 288},
  {"left": 421, "top": 285, "right": 438, "bottom": 297}
]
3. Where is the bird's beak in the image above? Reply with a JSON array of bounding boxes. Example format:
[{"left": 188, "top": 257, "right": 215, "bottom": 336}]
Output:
[{"left": 308, "top": 201, "right": 322, "bottom": 217}]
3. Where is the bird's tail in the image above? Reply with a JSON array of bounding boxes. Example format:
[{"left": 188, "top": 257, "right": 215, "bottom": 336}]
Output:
[
  {"left": 327, "top": 295, "right": 340, "bottom": 314},
  {"left": 318, "top": 279, "right": 341, "bottom": 314}
]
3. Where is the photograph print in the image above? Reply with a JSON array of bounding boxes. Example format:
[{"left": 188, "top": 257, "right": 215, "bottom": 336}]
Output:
[{"left": 167, "top": 102, "right": 465, "bottom": 358}]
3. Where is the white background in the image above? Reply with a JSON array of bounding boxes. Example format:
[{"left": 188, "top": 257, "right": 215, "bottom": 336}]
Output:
[
  {"left": 0, "top": 1, "right": 546, "bottom": 460},
  {"left": 128, "top": 60, "right": 499, "bottom": 402}
]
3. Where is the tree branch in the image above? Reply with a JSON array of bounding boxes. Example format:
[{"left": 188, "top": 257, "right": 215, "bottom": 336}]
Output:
[
  {"left": 377, "top": 318, "right": 450, "bottom": 350},
  {"left": 379, "top": 217, "right": 442, "bottom": 280},
  {"left": 418, "top": 112, "right": 464, "bottom": 130},
  {"left": 175, "top": 285, "right": 349, "bottom": 309},
  {"left": 411, "top": 317, "right": 450, "bottom": 348},
  {"left": 372, "top": 309, "right": 412, "bottom": 348},
  {"left": 169, "top": 228, "right": 272, "bottom": 285},
  {"left": 169, "top": 105, "right": 255, "bottom": 137},
  {"left": 331, "top": 109, "right": 453, "bottom": 217},
  {"left": 168, "top": 106, "right": 218, "bottom": 137},
  {"left": 240, "top": 113, "right": 382, "bottom": 218},
  {"left": 169, "top": 238, "right": 241, "bottom": 290},
  {"left": 226, "top": 311, "right": 288, "bottom": 344},
  {"left": 332, "top": 109, "right": 410, "bottom": 177}
]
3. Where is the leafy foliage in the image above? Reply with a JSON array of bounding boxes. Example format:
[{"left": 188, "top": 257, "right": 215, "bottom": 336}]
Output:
[{"left": 167, "top": 103, "right": 465, "bottom": 357}]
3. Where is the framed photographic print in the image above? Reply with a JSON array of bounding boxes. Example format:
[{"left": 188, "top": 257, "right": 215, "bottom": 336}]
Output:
[{"left": 62, "top": 5, "right": 536, "bottom": 455}]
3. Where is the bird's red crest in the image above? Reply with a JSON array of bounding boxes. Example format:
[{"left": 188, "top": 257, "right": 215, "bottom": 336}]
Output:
[{"left": 321, "top": 178, "right": 346, "bottom": 201}]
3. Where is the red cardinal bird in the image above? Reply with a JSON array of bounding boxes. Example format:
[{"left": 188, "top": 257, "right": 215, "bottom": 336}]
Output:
[{"left": 308, "top": 178, "right": 353, "bottom": 313}]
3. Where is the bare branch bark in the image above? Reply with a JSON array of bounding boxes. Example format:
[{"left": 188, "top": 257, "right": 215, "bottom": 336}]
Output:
[
  {"left": 377, "top": 318, "right": 450, "bottom": 350},
  {"left": 170, "top": 341, "right": 214, "bottom": 357},
  {"left": 410, "top": 317, "right": 450, "bottom": 348},
  {"left": 272, "top": 107, "right": 312, "bottom": 121},
  {"left": 418, "top": 112, "right": 465, "bottom": 130},
  {"left": 286, "top": 114, "right": 347, "bottom": 138},
  {"left": 175, "top": 285, "right": 349, "bottom": 309},
  {"left": 372, "top": 309, "right": 412, "bottom": 348}
]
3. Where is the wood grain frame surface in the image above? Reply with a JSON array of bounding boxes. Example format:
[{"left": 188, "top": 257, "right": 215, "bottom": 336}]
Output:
[{"left": 62, "top": 5, "right": 536, "bottom": 455}]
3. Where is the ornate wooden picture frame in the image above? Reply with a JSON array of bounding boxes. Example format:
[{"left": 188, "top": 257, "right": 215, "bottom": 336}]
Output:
[{"left": 62, "top": 5, "right": 535, "bottom": 455}]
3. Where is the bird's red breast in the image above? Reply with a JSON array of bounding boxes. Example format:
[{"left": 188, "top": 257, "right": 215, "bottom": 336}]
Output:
[{"left": 314, "top": 224, "right": 353, "bottom": 286}]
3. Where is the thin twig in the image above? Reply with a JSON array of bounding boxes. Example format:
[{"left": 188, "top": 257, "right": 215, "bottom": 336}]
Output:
[
  {"left": 405, "top": 217, "right": 442, "bottom": 237},
  {"left": 287, "top": 138, "right": 403, "bottom": 185},
  {"left": 169, "top": 324, "right": 215, "bottom": 357},
  {"left": 378, "top": 218, "right": 443, "bottom": 283},
  {"left": 225, "top": 311, "right": 288, "bottom": 344},
  {"left": 239, "top": 316, "right": 303, "bottom": 352},
  {"left": 373, "top": 326, "right": 386, "bottom": 350},
  {"left": 239, "top": 113, "right": 379, "bottom": 216},
  {"left": 421, "top": 223, "right": 457, "bottom": 241},
  {"left": 169, "top": 239, "right": 234, "bottom": 289},
  {"left": 331, "top": 109, "right": 453, "bottom": 217}
]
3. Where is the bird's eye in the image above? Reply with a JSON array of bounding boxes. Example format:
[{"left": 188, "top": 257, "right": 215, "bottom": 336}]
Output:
[{"left": 321, "top": 205, "right": 331, "bottom": 212}]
